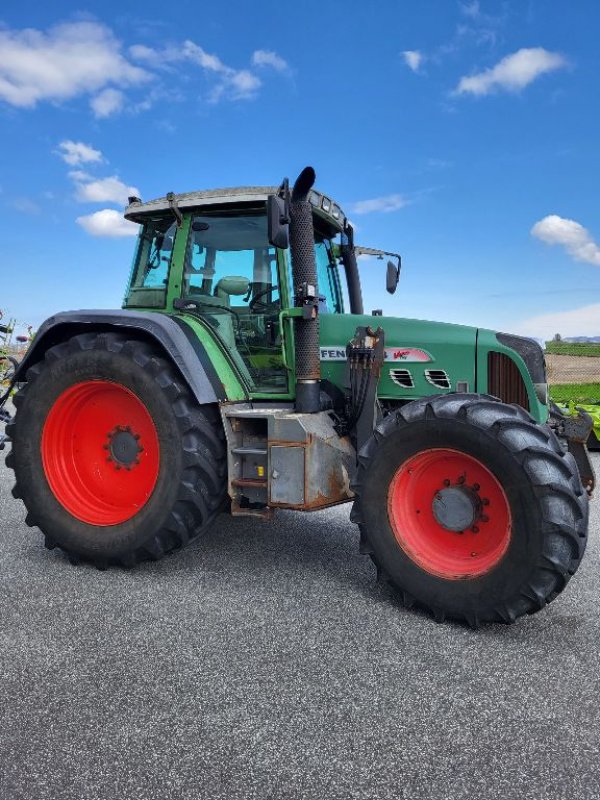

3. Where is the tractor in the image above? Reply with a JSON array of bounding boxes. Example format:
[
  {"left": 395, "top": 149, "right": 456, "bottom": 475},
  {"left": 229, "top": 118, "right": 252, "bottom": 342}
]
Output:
[{"left": 1, "top": 166, "right": 594, "bottom": 626}]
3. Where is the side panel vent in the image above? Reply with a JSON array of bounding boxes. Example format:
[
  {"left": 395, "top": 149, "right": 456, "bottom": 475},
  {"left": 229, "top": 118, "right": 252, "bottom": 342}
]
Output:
[
  {"left": 424, "top": 369, "right": 451, "bottom": 389},
  {"left": 389, "top": 368, "right": 414, "bottom": 388},
  {"left": 488, "top": 352, "right": 530, "bottom": 411}
]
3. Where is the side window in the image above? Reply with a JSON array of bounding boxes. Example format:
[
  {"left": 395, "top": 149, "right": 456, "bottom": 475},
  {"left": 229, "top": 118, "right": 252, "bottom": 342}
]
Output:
[
  {"left": 315, "top": 241, "right": 343, "bottom": 314},
  {"left": 125, "top": 218, "right": 177, "bottom": 307}
]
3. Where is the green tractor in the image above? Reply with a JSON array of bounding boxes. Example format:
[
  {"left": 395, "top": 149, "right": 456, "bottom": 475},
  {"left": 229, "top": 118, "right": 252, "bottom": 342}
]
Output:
[{"left": 1, "top": 167, "right": 594, "bottom": 626}]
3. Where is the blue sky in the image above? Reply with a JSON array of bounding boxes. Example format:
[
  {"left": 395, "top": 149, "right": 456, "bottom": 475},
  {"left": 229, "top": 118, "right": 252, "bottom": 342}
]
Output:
[{"left": 1, "top": 0, "right": 599, "bottom": 340}]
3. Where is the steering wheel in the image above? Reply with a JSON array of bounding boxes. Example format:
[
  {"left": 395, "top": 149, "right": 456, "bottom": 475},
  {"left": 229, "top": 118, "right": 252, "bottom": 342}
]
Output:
[{"left": 249, "top": 285, "right": 280, "bottom": 313}]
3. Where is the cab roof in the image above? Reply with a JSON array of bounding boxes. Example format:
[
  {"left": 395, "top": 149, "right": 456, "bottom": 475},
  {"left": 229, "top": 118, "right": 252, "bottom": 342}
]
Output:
[
  {"left": 124, "top": 185, "right": 347, "bottom": 232},
  {"left": 124, "top": 186, "right": 278, "bottom": 222}
]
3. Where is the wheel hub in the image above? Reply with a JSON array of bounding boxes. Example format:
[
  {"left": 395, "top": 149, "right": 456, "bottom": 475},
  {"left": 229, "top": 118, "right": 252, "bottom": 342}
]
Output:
[
  {"left": 432, "top": 486, "right": 481, "bottom": 532},
  {"left": 387, "top": 448, "right": 512, "bottom": 579},
  {"left": 106, "top": 425, "right": 143, "bottom": 469},
  {"left": 41, "top": 381, "right": 160, "bottom": 526}
]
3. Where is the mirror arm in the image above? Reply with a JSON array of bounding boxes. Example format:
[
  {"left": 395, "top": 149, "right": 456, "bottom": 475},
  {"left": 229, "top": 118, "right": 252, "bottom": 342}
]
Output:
[{"left": 166, "top": 192, "right": 183, "bottom": 228}]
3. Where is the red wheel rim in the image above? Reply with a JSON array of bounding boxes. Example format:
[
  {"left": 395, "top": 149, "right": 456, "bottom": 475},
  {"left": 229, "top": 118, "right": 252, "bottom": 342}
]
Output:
[
  {"left": 387, "top": 448, "right": 511, "bottom": 579},
  {"left": 41, "top": 381, "right": 160, "bottom": 526}
]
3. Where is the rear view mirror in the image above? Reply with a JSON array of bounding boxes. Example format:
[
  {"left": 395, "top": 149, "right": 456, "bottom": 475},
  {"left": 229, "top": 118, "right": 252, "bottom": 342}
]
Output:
[
  {"left": 267, "top": 194, "right": 290, "bottom": 249},
  {"left": 386, "top": 260, "right": 400, "bottom": 294}
]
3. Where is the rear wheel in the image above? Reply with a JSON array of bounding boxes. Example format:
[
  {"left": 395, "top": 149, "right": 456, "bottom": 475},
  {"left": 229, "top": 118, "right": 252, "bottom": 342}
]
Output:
[
  {"left": 6, "top": 333, "right": 227, "bottom": 567},
  {"left": 351, "top": 394, "right": 589, "bottom": 626}
]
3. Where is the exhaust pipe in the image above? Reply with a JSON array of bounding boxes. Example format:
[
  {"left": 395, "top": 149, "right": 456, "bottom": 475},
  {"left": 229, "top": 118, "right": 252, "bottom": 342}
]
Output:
[{"left": 289, "top": 166, "right": 321, "bottom": 413}]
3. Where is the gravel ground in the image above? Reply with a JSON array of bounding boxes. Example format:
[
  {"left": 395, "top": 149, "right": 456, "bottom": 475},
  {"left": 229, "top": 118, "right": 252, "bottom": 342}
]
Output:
[{"left": 0, "top": 404, "right": 599, "bottom": 800}]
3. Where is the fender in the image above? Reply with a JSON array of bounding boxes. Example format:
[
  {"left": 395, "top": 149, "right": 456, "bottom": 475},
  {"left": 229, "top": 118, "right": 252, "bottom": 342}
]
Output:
[{"left": 15, "top": 310, "right": 230, "bottom": 404}]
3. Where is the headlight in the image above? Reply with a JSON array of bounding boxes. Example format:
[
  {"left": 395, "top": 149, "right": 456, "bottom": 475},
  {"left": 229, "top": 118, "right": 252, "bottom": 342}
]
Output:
[{"left": 321, "top": 197, "right": 331, "bottom": 212}]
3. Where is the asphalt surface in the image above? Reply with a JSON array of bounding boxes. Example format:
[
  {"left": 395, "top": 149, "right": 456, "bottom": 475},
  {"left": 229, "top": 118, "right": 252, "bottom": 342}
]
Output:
[{"left": 1, "top": 403, "right": 599, "bottom": 800}]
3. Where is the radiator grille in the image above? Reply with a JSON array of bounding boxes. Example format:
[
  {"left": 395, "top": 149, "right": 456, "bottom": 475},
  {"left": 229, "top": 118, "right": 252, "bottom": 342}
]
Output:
[{"left": 488, "top": 352, "right": 529, "bottom": 411}]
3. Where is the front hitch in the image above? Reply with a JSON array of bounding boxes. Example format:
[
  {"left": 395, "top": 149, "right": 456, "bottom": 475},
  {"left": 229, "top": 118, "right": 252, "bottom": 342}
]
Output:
[{"left": 549, "top": 403, "right": 596, "bottom": 496}]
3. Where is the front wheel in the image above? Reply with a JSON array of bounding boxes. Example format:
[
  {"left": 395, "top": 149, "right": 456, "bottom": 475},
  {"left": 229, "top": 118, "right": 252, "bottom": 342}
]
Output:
[
  {"left": 351, "top": 394, "right": 589, "bottom": 626},
  {"left": 6, "top": 333, "right": 227, "bottom": 567}
]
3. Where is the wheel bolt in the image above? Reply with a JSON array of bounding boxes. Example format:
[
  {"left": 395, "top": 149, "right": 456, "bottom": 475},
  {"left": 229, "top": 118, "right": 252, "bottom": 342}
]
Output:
[
  {"left": 473, "top": 483, "right": 480, "bottom": 491},
  {"left": 458, "top": 475, "right": 466, "bottom": 484},
  {"left": 482, "top": 498, "right": 490, "bottom": 506},
  {"left": 471, "top": 525, "right": 479, "bottom": 533},
  {"left": 480, "top": 514, "right": 489, "bottom": 523},
  {"left": 471, "top": 551, "right": 477, "bottom": 557},
  {"left": 443, "top": 479, "right": 451, "bottom": 487}
]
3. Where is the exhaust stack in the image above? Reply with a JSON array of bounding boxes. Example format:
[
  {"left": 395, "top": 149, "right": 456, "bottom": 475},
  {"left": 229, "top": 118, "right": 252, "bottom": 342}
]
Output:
[{"left": 289, "top": 167, "right": 321, "bottom": 413}]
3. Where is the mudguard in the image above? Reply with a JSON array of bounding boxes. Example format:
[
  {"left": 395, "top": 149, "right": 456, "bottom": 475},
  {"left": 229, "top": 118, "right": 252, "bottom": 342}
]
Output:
[{"left": 14, "top": 310, "right": 228, "bottom": 404}]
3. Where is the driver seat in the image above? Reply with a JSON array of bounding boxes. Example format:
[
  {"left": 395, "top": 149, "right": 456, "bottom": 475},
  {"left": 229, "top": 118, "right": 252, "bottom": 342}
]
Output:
[{"left": 214, "top": 276, "right": 249, "bottom": 307}]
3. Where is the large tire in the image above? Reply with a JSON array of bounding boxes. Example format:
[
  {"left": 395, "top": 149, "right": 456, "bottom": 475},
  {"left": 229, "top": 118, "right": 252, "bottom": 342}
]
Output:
[
  {"left": 5, "top": 332, "right": 227, "bottom": 567},
  {"left": 351, "top": 394, "right": 588, "bottom": 626}
]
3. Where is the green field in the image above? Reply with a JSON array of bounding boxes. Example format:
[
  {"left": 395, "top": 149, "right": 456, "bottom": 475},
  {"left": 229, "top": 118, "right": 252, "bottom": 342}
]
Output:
[
  {"left": 545, "top": 341, "right": 600, "bottom": 357},
  {"left": 549, "top": 383, "right": 600, "bottom": 403}
]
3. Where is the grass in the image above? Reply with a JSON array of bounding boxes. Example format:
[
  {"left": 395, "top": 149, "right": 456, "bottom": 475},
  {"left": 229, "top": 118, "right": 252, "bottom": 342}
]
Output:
[
  {"left": 545, "top": 342, "right": 600, "bottom": 357},
  {"left": 549, "top": 383, "right": 600, "bottom": 403}
]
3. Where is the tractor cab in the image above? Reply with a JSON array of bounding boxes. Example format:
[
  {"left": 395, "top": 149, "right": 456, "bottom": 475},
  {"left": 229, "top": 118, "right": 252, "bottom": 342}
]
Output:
[{"left": 123, "top": 184, "right": 385, "bottom": 397}]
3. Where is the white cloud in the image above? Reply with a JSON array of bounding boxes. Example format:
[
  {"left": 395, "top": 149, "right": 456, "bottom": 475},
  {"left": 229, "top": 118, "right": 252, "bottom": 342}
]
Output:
[
  {"left": 455, "top": 47, "right": 566, "bottom": 96},
  {"left": 515, "top": 303, "right": 600, "bottom": 339},
  {"left": 70, "top": 172, "right": 139, "bottom": 205},
  {"left": 252, "top": 49, "right": 288, "bottom": 72},
  {"left": 128, "top": 44, "right": 157, "bottom": 62},
  {"left": 351, "top": 194, "right": 409, "bottom": 214},
  {"left": 57, "top": 140, "right": 103, "bottom": 165},
  {"left": 76, "top": 209, "right": 139, "bottom": 237},
  {"left": 0, "top": 21, "right": 150, "bottom": 109},
  {"left": 219, "top": 69, "right": 261, "bottom": 100},
  {"left": 180, "top": 40, "right": 227, "bottom": 72},
  {"left": 12, "top": 197, "right": 41, "bottom": 215},
  {"left": 460, "top": 1, "right": 480, "bottom": 18},
  {"left": 402, "top": 50, "right": 424, "bottom": 73},
  {"left": 130, "top": 37, "right": 262, "bottom": 101},
  {"left": 90, "top": 87, "right": 125, "bottom": 118},
  {"left": 531, "top": 215, "right": 600, "bottom": 267}
]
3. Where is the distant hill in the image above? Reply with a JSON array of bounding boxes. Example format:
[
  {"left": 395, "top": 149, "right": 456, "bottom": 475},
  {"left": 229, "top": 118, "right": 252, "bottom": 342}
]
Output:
[{"left": 563, "top": 336, "right": 600, "bottom": 343}]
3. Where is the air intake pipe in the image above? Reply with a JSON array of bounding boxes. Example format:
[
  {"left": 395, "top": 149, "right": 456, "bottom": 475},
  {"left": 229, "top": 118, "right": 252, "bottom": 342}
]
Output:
[{"left": 289, "top": 167, "right": 321, "bottom": 413}]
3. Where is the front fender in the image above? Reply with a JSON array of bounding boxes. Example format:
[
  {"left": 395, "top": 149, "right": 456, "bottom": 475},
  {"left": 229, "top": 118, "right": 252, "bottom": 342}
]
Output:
[{"left": 16, "top": 310, "right": 234, "bottom": 405}]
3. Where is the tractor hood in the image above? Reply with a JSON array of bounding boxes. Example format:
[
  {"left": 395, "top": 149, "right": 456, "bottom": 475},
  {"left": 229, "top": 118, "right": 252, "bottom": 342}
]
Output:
[{"left": 319, "top": 313, "right": 479, "bottom": 400}]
